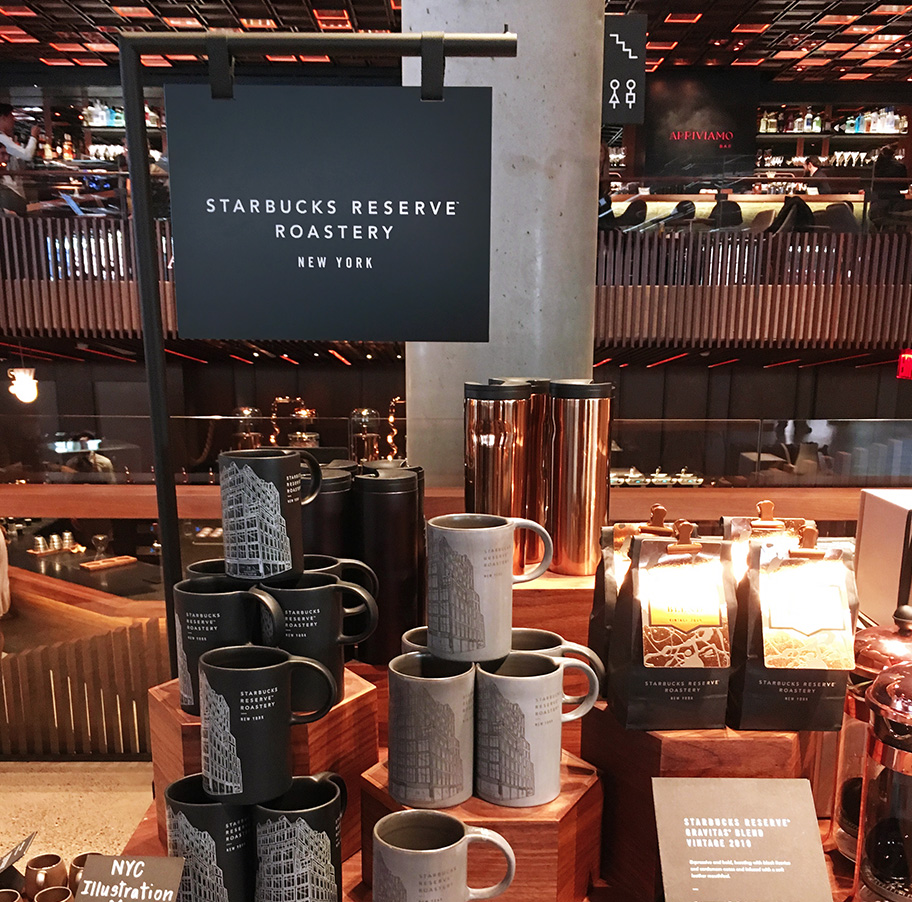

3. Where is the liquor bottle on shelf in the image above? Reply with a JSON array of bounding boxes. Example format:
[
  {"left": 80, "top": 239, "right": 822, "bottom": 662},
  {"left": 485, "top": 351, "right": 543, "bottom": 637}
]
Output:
[
  {"left": 812, "top": 110, "right": 822, "bottom": 133},
  {"left": 804, "top": 107, "right": 814, "bottom": 132}
]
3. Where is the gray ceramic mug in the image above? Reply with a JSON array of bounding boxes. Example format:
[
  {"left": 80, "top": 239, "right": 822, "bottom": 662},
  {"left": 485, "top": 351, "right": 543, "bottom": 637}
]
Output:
[
  {"left": 372, "top": 810, "right": 515, "bottom": 902},
  {"left": 475, "top": 651, "right": 598, "bottom": 807},
  {"left": 426, "top": 514, "right": 553, "bottom": 663},
  {"left": 401, "top": 625, "right": 605, "bottom": 702},
  {"left": 387, "top": 653, "right": 475, "bottom": 809}
]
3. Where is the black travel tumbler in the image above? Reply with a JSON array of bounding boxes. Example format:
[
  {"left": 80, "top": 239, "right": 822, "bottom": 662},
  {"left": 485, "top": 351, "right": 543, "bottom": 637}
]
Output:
[
  {"left": 300, "top": 467, "right": 352, "bottom": 558},
  {"left": 352, "top": 470, "right": 419, "bottom": 664}
]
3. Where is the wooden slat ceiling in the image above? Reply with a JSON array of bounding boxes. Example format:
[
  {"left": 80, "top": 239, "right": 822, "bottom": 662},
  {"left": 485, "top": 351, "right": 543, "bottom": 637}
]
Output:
[{"left": 0, "top": 0, "right": 910, "bottom": 80}]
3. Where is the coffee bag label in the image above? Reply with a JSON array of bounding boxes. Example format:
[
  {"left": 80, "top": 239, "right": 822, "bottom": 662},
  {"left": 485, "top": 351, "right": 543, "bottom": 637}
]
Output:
[
  {"left": 640, "top": 561, "right": 730, "bottom": 668},
  {"left": 760, "top": 561, "right": 854, "bottom": 670}
]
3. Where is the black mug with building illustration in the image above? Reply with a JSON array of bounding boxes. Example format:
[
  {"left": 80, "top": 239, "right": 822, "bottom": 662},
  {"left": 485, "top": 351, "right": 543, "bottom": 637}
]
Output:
[
  {"left": 475, "top": 651, "right": 598, "bottom": 807},
  {"left": 198, "top": 645, "right": 336, "bottom": 805},
  {"left": 387, "top": 652, "right": 475, "bottom": 809},
  {"left": 254, "top": 572, "right": 379, "bottom": 709},
  {"left": 253, "top": 772, "right": 347, "bottom": 902},
  {"left": 426, "top": 514, "right": 553, "bottom": 663},
  {"left": 218, "top": 449, "right": 322, "bottom": 580},
  {"left": 165, "top": 773, "right": 254, "bottom": 902},
  {"left": 173, "top": 576, "right": 285, "bottom": 715}
]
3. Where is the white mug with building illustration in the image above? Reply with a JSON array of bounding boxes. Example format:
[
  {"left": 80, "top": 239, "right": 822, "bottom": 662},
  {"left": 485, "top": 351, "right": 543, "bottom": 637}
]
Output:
[
  {"left": 426, "top": 514, "right": 552, "bottom": 663},
  {"left": 387, "top": 652, "right": 475, "bottom": 809},
  {"left": 474, "top": 652, "right": 598, "bottom": 807},
  {"left": 372, "top": 810, "right": 515, "bottom": 902}
]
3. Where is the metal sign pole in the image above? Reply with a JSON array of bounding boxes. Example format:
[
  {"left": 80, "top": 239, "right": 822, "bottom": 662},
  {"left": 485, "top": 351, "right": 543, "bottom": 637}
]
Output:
[{"left": 118, "top": 29, "right": 517, "bottom": 678}]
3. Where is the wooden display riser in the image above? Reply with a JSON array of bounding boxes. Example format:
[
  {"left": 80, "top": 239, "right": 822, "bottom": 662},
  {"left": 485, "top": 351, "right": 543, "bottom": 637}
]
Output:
[
  {"left": 580, "top": 700, "right": 841, "bottom": 902},
  {"left": 148, "top": 667, "right": 378, "bottom": 860},
  {"left": 359, "top": 751, "right": 601, "bottom": 902}
]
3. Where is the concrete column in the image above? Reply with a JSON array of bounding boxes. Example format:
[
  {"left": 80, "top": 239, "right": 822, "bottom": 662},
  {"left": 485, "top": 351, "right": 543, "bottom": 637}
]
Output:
[{"left": 403, "top": 0, "right": 604, "bottom": 486}]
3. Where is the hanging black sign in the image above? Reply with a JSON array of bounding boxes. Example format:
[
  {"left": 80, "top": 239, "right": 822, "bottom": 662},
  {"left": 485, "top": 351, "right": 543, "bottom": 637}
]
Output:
[
  {"left": 165, "top": 85, "right": 492, "bottom": 341},
  {"left": 602, "top": 13, "right": 647, "bottom": 125}
]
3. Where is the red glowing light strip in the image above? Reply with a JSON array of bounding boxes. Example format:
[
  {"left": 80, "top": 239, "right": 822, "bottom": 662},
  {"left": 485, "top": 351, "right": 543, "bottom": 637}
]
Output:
[
  {"left": 229, "top": 354, "right": 253, "bottom": 365},
  {"left": 646, "top": 352, "right": 688, "bottom": 368},
  {"left": 328, "top": 349, "right": 352, "bottom": 366},
  {"left": 763, "top": 358, "right": 801, "bottom": 368},
  {"left": 707, "top": 358, "right": 739, "bottom": 368},
  {"left": 799, "top": 353, "right": 869, "bottom": 368},
  {"left": 280, "top": 354, "right": 300, "bottom": 365},
  {"left": 5, "top": 350, "right": 54, "bottom": 362},
  {"left": 164, "top": 348, "right": 208, "bottom": 364},
  {"left": 593, "top": 357, "right": 612, "bottom": 367},
  {"left": 79, "top": 347, "right": 137, "bottom": 362},
  {"left": 0, "top": 340, "right": 83, "bottom": 361},
  {"left": 664, "top": 12, "right": 701, "bottom": 22},
  {"left": 857, "top": 357, "right": 900, "bottom": 368}
]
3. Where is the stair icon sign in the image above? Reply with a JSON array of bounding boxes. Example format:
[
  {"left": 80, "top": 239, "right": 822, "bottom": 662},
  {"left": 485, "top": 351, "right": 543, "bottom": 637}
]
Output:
[{"left": 609, "top": 33, "right": 638, "bottom": 60}]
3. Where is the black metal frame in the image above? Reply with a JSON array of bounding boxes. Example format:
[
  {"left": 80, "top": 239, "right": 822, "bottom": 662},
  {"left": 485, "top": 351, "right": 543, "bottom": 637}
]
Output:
[{"left": 118, "top": 29, "right": 517, "bottom": 676}]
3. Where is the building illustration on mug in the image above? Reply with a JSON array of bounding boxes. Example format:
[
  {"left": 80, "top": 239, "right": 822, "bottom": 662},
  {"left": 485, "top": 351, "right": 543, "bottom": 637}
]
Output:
[
  {"left": 428, "top": 533, "right": 485, "bottom": 652},
  {"left": 221, "top": 462, "right": 293, "bottom": 579},
  {"left": 475, "top": 679, "right": 535, "bottom": 800},
  {"left": 200, "top": 672, "right": 244, "bottom": 795},
  {"left": 166, "top": 809, "right": 230, "bottom": 902},
  {"left": 373, "top": 851, "right": 407, "bottom": 902},
  {"left": 256, "top": 815, "right": 337, "bottom": 902},
  {"left": 389, "top": 685, "right": 464, "bottom": 802},
  {"left": 175, "top": 614, "right": 193, "bottom": 708}
]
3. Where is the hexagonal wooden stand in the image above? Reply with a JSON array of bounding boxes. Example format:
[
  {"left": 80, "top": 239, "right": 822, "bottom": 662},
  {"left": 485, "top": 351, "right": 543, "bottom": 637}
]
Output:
[
  {"left": 360, "top": 750, "right": 602, "bottom": 902},
  {"left": 148, "top": 667, "right": 378, "bottom": 860},
  {"left": 580, "top": 700, "right": 807, "bottom": 902}
]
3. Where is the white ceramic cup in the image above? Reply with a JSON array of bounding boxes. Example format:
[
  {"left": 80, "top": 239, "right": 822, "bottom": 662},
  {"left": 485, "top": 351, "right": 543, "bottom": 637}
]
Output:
[
  {"left": 475, "top": 652, "right": 598, "bottom": 807},
  {"left": 372, "top": 809, "right": 515, "bottom": 902},
  {"left": 426, "top": 514, "right": 553, "bottom": 662}
]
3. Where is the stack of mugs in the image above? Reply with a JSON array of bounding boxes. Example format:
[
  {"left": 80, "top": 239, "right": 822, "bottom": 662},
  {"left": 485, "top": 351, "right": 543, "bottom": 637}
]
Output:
[
  {"left": 4, "top": 852, "right": 97, "bottom": 902},
  {"left": 386, "top": 513, "right": 603, "bottom": 811},
  {"left": 164, "top": 448, "right": 379, "bottom": 902}
]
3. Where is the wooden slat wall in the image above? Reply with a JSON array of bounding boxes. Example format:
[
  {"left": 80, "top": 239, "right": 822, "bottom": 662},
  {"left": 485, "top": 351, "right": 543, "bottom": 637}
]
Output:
[
  {"left": 0, "top": 618, "right": 169, "bottom": 758},
  {"left": 597, "top": 230, "right": 912, "bottom": 348},
  {"left": 1, "top": 219, "right": 911, "bottom": 346}
]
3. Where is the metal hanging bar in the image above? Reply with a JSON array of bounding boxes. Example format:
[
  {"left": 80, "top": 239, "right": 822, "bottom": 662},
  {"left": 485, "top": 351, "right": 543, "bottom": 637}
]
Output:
[{"left": 118, "top": 28, "right": 517, "bottom": 678}]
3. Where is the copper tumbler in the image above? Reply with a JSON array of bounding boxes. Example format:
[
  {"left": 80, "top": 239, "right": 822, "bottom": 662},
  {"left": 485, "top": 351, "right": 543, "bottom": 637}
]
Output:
[
  {"left": 548, "top": 380, "right": 614, "bottom": 576},
  {"left": 23, "top": 855, "right": 67, "bottom": 901},
  {"left": 464, "top": 381, "right": 530, "bottom": 574}
]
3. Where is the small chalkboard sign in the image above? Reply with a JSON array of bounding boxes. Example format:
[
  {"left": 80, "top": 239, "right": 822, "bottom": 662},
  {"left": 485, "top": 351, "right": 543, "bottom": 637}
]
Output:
[
  {"left": 74, "top": 855, "right": 184, "bottom": 902},
  {"left": 653, "top": 778, "right": 832, "bottom": 902},
  {"left": 0, "top": 833, "right": 35, "bottom": 875}
]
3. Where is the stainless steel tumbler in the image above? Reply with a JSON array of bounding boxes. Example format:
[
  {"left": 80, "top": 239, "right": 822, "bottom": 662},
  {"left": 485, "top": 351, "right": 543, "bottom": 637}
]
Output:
[
  {"left": 464, "top": 382, "right": 530, "bottom": 575},
  {"left": 490, "top": 378, "right": 551, "bottom": 565},
  {"left": 548, "top": 380, "right": 614, "bottom": 576}
]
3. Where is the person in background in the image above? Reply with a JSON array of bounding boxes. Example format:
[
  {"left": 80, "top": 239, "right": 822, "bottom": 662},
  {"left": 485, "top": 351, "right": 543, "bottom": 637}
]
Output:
[
  {"left": 803, "top": 156, "right": 832, "bottom": 195},
  {"left": 64, "top": 431, "right": 116, "bottom": 483},
  {"left": 0, "top": 103, "right": 38, "bottom": 216},
  {"left": 870, "top": 145, "right": 909, "bottom": 232}
]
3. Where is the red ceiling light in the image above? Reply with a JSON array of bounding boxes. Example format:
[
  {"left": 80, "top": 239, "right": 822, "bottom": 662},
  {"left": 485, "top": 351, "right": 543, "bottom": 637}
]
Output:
[
  {"left": 707, "top": 358, "right": 739, "bottom": 368},
  {"left": 229, "top": 354, "right": 254, "bottom": 365},
  {"left": 819, "top": 14, "right": 859, "bottom": 24},
  {"left": 732, "top": 57, "right": 764, "bottom": 64},
  {"left": 840, "top": 71, "right": 872, "bottom": 78},
  {"left": 645, "top": 62, "right": 661, "bottom": 71},
  {"left": 868, "top": 32, "right": 905, "bottom": 41},
  {"left": 796, "top": 57, "right": 829, "bottom": 65},
  {"left": 733, "top": 23, "right": 769, "bottom": 32},
  {"left": 389, "top": 0, "right": 401, "bottom": 8},
  {"left": 113, "top": 6, "right": 155, "bottom": 17},
  {"left": 313, "top": 9, "right": 352, "bottom": 30},
  {"left": 646, "top": 353, "right": 688, "bottom": 368},
  {"left": 594, "top": 357, "right": 612, "bottom": 368},
  {"left": 74, "top": 57, "right": 107, "bottom": 65},
  {"left": 164, "top": 17, "right": 202, "bottom": 28},
  {"left": 844, "top": 24, "right": 882, "bottom": 33},
  {"left": 872, "top": 4, "right": 912, "bottom": 12},
  {"left": 266, "top": 54, "right": 298, "bottom": 61},
  {"left": 0, "top": 5, "right": 34, "bottom": 13},
  {"left": 40, "top": 57, "right": 74, "bottom": 65},
  {"left": 763, "top": 358, "right": 801, "bottom": 368},
  {"left": 164, "top": 348, "right": 208, "bottom": 364},
  {"left": 841, "top": 50, "right": 876, "bottom": 57},
  {"left": 240, "top": 18, "right": 276, "bottom": 28},
  {"left": 280, "top": 354, "right": 300, "bottom": 365},
  {"left": 141, "top": 54, "right": 171, "bottom": 66},
  {"left": 645, "top": 56, "right": 665, "bottom": 66},
  {"left": 664, "top": 12, "right": 702, "bottom": 23},
  {"left": 800, "top": 353, "right": 869, "bottom": 368},
  {"left": 165, "top": 54, "right": 199, "bottom": 60},
  {"left": 50, "top": 42, "right": 84, "bottom": 51},
  {"left": 863, "top": 57, "right": 897, "bottom": 65},
  {"left": 85, "top": 41, "right": 117, "bottom": 51},
  {"left": 820, "top": 42, "right": 856, "bottom": 49},
  {"left": 328, "top": 349, "right": 352, "bottom": 366},
  {"left": 646, "top": 40, "right": 678, "bottom": 49},
  {"left": 774, "top": 49, "right": 809, "bottom": 58},
  {"left": 300, "top": 54, "right": 331, "bottom": 62}
]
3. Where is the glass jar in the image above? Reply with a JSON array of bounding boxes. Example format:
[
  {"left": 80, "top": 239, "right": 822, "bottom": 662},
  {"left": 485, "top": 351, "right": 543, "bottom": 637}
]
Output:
[
  {"left": 834, "top": 607, "right": 912, "bottom": 861},
  {"left": 854, "top": 662, "right": 912, "bottom": 900},
  {"left": 349, "top": 408, "right": 382, "bottom": 462}
]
